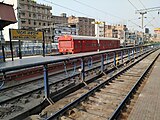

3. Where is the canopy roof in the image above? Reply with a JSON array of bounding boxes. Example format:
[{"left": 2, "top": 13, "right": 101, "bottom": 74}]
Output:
[{"left": 0, "top": 2, "right": 17, "bottom": 30}]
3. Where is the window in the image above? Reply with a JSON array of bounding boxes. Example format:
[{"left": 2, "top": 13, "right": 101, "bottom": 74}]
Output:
[
  {"left": 38, "top": 14, "right": 41, "bottom": 19},
  {"left": 42, "top": 15, "right": 45, "bottom": 19},
  {"left": 34, "top": 21, "right": 36, "bottom": 25},
  {"left": 29, "top": 13, "right": 31, "bottom": 17},
  {"left": 21, "top": 12, "right": 25, "bottom": 17},
  {"left": 33, "top": 13, "right": 36, "bottom": 18},
  {"left": 28, "top": 5, "right": 31, "bottom": 10},
  {"left": 47, "top": 29, "right": 50, "bottom": 33},
  {"left": 20, "top": 4, "right": 25, "bottom": 8},
  {"left": 21, "top": 20, "right": 26, "bottom": 24},
  {"left": 28, "top": 19, "right": 31, "bottom": 24}
]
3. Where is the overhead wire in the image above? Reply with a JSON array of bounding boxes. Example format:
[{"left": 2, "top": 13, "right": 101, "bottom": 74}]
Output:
[
  {"left": 128, "top": 0, "right": 139, "bottom": 10},
  {"left": 43, "top": 0, "right": 96, "bottom": 19},
  {"left": 43, "top": 0, "right": 115, "bottom": 24},
  {"left": 138, "top": 0, "right": 157, "bottom": 28},
  {"left": 43, "top": 0, "right": 127, "bottom": 24},
  {"left": 127, "top": 0, "right": 142, "bottom": 29},
  {"left": 128, "top": 20, "right": 141, "bottom": 28},
  {"left": 128, "top": 0, "right": 155, "bottom": 29},
  {"left": 143, "top": 17, "right": 156, "bottom": 28},
  {"left": 72, "top": 0, "right": 124, "bottom": 20}
]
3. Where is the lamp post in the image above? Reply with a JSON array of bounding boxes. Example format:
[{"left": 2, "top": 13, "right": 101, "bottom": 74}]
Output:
[{"left": 92, "top": 21, "right": 104, "bottom": 52}]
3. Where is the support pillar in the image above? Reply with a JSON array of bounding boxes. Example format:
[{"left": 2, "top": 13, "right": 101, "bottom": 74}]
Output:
[
  {"left": 114, "top": 52, "right": 116, "bottom": 66},
  {"left": 128, "top": 49, "right": 130, "bottom": 60},
  {"left": 121, "top": 50, "right": 123, "bottom": 63},
  {"left": 101, "top": 54, "right": 104, "bottom": 72},
  {"left": 43, "top": 64, "right": 54, "bottom": 104}
]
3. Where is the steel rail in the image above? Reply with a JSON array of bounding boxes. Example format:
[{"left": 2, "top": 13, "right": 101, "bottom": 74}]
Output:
[
  {"left": 3, "top": 49, "right": 155, "bottom": 120},
  {"left": 5, "top": 48, "right": 158, "bottom": 120},
  {"left": 0, "top": 50, "right": 131, "bottom": 104},
  {"left": 0, "top": 47, "right": 156, "bottom": 120},
  {"left": 0, "top": 47, "right": 139, "bottom": 92},
  {"left": 47, "top": 48, "right": 159, "bottom": 120},
  {"left": 109, "top": 53, "right": 160, "bottom": 120}
]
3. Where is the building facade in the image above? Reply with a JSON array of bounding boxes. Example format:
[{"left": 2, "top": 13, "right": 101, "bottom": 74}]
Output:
[
  {"left": 18, "top": 0, "right": 52, "bottom": 43},
  {"left": 52, "top": 13, "right": 68, "bottom": 25},
  {"left": 105, "top": 24, "right": 127, "bottom": 39},
  {"left": 68, "top": 16, "right": 95, "bottom": 36},
  {"left": 153, "top": 28, "right": 160, "bottom": 42}
]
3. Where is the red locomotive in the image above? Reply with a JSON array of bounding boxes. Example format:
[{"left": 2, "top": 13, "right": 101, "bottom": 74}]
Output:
[{"left": 58, "top": 35, "right": 120, "bottom": 54}]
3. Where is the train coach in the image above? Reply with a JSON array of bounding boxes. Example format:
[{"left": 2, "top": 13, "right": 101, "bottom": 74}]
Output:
[{"left": 58, "top": 35, "right": 120, "bottom": 54}]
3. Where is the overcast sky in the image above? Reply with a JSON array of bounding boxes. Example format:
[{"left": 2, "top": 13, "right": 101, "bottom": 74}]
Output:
[{"left": 37, "top": 0, "right": 160, "bottom": 33}]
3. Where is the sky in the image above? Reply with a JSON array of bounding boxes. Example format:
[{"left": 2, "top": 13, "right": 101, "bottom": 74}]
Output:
[
  {"left": 1, "top": 0, "right": 160, "bottom": 33},
  {"left": 36, "top": 0, "right": 160, "bottom": 33}
]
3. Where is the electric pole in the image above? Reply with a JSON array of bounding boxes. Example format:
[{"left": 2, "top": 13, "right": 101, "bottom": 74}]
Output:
[
  {"left": 140, "top": 12, "right": 147, "bottom": 44},
  {"left": 136, "top": 7, "right": 160, "bottom": 44}
]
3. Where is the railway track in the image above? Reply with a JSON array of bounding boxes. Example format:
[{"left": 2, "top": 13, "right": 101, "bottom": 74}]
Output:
[
  {"left": 0, "top": 48, "right": 155, "bottom": 119},
  {"left": 40, "top": 49, "right": 160, "bottom": 120},
  {"left": 0, "top": 54, "right": 117, "bottom": 119}
]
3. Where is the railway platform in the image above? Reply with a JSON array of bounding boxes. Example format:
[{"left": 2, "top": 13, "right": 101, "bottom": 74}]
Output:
[{"left": 128, "top": 55, "right": 160, "bottom": 120}]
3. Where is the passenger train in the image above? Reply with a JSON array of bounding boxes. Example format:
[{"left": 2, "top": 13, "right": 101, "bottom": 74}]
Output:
[{"left": 58, "top": 35, "right": 120, "bottom": 54}]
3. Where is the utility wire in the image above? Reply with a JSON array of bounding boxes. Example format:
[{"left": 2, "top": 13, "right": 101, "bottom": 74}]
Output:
[
  {"left": 144, "top": 17, "right": 155, "bottom": 28},
  {"left": 138, "top": 0, "right": 157, "bottom": 28},
  {"left": 127, "top": 0, "right": 142, "bottom": 29},
  {"left": 128, "top": 0, "right": 155, "bottom": 29},
  {"left": 43, "top": 0, "right": 95, "bottom": 19},
  {"left": 128, "top": 0, "right": 139, "bottom": 10},
  {"left": 72, "top": 0, "right": 124, "bottom": 20},
  {"left": 128, "top": 20, "right": 141, "bottom": 28},
  {"left": 43, "top": 0, "right": 114, "bottom": 24}
]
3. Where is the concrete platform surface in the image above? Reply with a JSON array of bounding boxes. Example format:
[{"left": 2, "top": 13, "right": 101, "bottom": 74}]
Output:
[{"left": 128, "top": 55, "right": 160, "bottom": 120}]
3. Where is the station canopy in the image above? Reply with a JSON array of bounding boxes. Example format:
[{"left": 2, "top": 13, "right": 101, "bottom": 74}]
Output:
[{"left": 0, "top": 2, "right": 17, "bottom": 30}]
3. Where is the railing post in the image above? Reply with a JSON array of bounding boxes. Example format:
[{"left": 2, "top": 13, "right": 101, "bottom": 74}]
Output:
[
  {"left": 81, "top": 58, "right": 85, "bottom": 82},
  {"left": 132, "top": 48, "right": 134, "bottom": 59},
  {"left": 43, "top": 64, "right": 49, "bottom": 98},
  {"left": 128, "top": 49, "right": 130, "bottom": 60},
  {"left": 137, "top": 47, "right": 138, "bottom": 55},
  {"left": 43, "top": 64, "right": 54, "bottom": 104},
  {"left": 101, "top": 54, "right": 104, "bottom": 72},
  {"left": 106, "top": 53, "right": 109, "bottom": 63},
  {"left": 121, "top": 50, "right": 123, "bottom": 63},
  {"left": 142, "top": 46, "right": 143, "bottom": 53},
  {"left": 114, "top": 52, "right": 116, "bottom": 66}
]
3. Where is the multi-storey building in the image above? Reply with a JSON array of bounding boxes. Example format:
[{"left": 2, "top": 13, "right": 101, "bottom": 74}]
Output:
[
  {"left": 104, "top": 24, "right": 131, "bottom": 45},
  {"left": 18, "top": 0, "right": 52, "bottom": 43},
  {"left": 52, "top": 13, "right": 68, "bottom": 25},
  {"left": 68, "top": 15, "right": 95, "bottom": 36},
  {"left": 4, "top": 0, "right": 95, "bottom": 44},
  {"left": 153, "top": 28, "right": 160, "bottom": 42},
  {"left": 105, "top": 24, "right": 127, "bottom": 39},
  {"left": 42, "top": 13, "right": 77, "bottom": 43},
  {"left": 104, "top": 25, "right": 112, "bottom": 37}
]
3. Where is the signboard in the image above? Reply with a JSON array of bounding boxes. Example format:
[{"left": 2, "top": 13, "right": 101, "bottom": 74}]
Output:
[
  {"left": 154, "top": 28, "right": 160, "bottom": 31},
  {"left": 154, "top": 28, "right": 160, "bottom": 34},
  {"left": 10, "top": 29, "right": 43, "bottom": 41}
]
